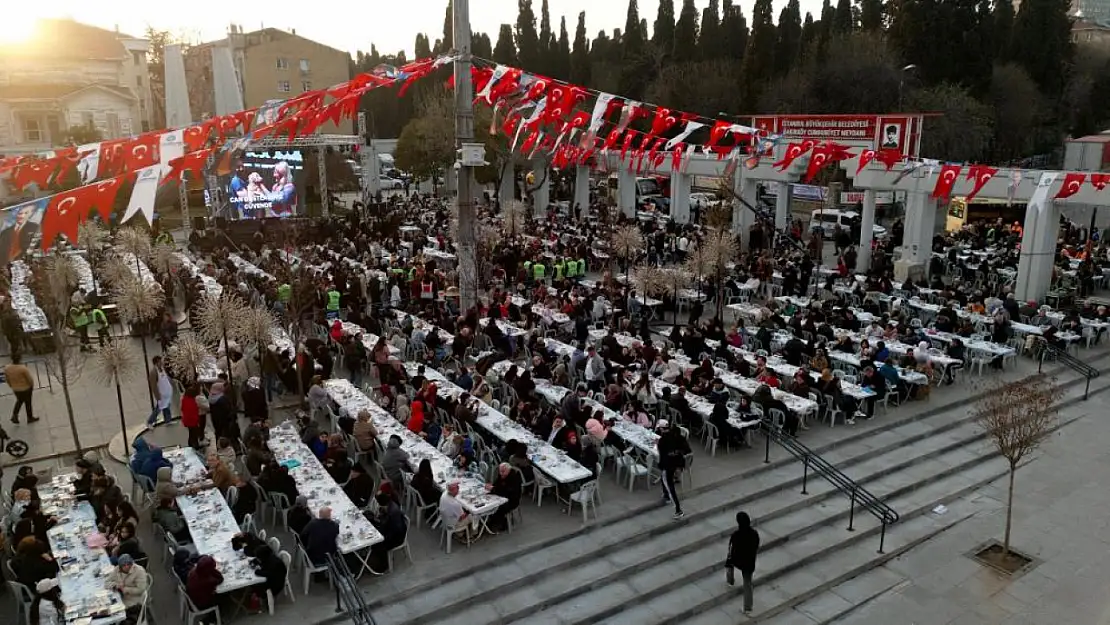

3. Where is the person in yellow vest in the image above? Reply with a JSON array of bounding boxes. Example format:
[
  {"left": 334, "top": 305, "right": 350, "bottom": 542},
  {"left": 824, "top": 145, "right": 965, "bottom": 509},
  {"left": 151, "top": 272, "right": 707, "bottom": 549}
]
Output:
[
  {"left": 90, "top": 305, "right": 110, "bottom": 347},
  {"left": 278, "top": 283, "right": 291, "bottom": 303},
  {"left": 565, "top": 257, "right": 577, "bottom": 279},
  {"left": 553, "top": 259, "right": 565, "bottom": 282},
  {"left": 533, "top": 260, "right": 546, "bottom": 285},
  {"left": 326, "top": 286, "right": 341, "bottom": 319},
  {"left": 577, "top": 258, "right": 587, "bottom": 279},
  {"left": 70, "top": 303, "right": 91, "bottom": 351}
]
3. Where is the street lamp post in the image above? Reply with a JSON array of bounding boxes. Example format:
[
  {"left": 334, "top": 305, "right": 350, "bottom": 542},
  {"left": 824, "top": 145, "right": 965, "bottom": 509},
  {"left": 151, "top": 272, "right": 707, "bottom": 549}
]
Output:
[
  {"left": 898, "top": 64, "right": 918, "bottom": 111},
  {"left": 452, "top": 0, "right": 479, "bottom": 311}
]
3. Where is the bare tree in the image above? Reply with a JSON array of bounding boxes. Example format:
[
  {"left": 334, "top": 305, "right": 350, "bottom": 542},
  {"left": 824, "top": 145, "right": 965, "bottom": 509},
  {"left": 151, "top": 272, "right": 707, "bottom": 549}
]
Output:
[
  {"left": 630, "top": 264, "right": 668, "bottom": 310},
  {"left": 240, "top": 306, "right": 278, "bottom": 379},
  {"left": 76, "top": 220, "right": 108, "bottom": 268},
  {"left": 164, "top": 333, "right": 211, "bottom": 385},
  {"left": 268, "top": 261, "right": 321, "bottom": 403},
  {"left": 610, "top": 225, "right": 645, "bottom": 278},
  {"left": 28, "top": 255, "right": 86, "bottom": 454},
  {"left": 973, "top": 375, "right": 1061, "bottom": 557},
  {"left": 658, "top": 266, "right": 693, "bottom": 326},
  {"left": 193, "top": 292, "right": 249, "bottom": 388},
  {"left": 113, "top": 276, "right": 165, "bottom": 408},
  {"left": 92, "top": 338, "right": 139, "bottom": 452}
]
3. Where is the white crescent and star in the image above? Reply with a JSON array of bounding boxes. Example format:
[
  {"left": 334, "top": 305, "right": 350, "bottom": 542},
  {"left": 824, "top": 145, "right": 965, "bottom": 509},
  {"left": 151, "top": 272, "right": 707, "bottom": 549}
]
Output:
[{"left": 56, "top": 197, "right": 77, "bottom": 216}]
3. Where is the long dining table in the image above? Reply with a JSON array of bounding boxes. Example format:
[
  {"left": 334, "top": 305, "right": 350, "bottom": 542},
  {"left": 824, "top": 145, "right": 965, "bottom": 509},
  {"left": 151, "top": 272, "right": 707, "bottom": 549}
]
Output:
[{"left": 37, "top": 475, "right": 128, "bottom": 625}]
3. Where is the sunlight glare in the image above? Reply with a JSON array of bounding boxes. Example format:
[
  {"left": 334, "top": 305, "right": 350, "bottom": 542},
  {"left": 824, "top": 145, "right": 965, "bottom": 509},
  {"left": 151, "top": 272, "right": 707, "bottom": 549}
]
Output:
[{"left": 0, "top": 13, "right": 38, "bottom": 45}]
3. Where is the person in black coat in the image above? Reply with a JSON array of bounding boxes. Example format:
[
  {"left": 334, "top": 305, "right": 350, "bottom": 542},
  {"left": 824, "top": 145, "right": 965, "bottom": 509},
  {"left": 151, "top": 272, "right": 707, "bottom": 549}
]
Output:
[
  {"left": 249, "top": 544, "right": 288, "bottom": 598},
  {"left": 286, "top": 496, "right": 313, "bottom": 536},
  {"left": 10, "top": 466, "right": 39, "bottom": 499},
  {"left": 726, "top": 511, "right": 761, "bottom": 613},
  {"left": 300, "top": 508, "right": 340, "bottom": 566},
  {"left": 368, "top": 494, "right": 408, "bottom": 573},
  {"left": 656, "top": 421, "right": 691, "bottom": 519},
  {"left": 258, "top": 462, "right": 299, "bottom": 505},
  {"left": 486, "top": 463, "right": 523, "bottom": 532},
  {"left": 343, "top": 464, "right": 375, "bottom": 509},
  {"left": 859, "top": 365, "right": 887, "bottom": 419},
  {"left": 230, "top": 477, "right": 258, "bottom": 524}
]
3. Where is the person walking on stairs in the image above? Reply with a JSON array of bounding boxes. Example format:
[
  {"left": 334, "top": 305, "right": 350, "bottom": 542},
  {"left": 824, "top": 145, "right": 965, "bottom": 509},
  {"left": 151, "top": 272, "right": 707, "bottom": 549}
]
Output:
[
  {"left": 726, "top": 511, "right": 761, "bottom": 614},
  {"left": 655, "top": 420, "right": 690, "bottom": 520}
]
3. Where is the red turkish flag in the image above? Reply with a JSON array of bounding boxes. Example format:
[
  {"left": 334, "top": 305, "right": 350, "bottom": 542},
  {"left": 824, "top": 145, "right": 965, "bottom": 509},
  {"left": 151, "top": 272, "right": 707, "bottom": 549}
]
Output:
[
  {"left": 855, "top": 149, "right": 876, "bottom": 175},
  {"left": 88, "top": 175, "right": 124, "bottom": 223},
  {"left": 671, "top": 144, "right": 686, "bottom": 172},
  {"left": 122, "top": 134, "right": 160, "bottom": 172},
  {"left": 1091, "top": 173, "right": 1110, "bottom": 191},
  {"left": 965, "top": 165, "right": 998, "bottom": 201},
  {"left": 525, "top": 77, "right": 550, "bottom": 102},
  {"left": 803, "top": 144, "right": 832, "bottom": 182},
  {"left": 931, "top": 164, "right": 962, "bottom": 199},
  {"left": 773, "top": 142, "right": 809, "bottom": 171},
  {"left": 648, "top": 107, "right": 679, "bottom": 140},
  {"left": 1055, "top": 172, "right": 1085, "bottom": 199},
  {"left": 183, "top": 125, "right": 209, "bottom": 152},
  {"left": 42, "top": 186, "right": 93, "bottom": 249},
  {"left": 620, "top": 132, "right": 637, "bottom": 162},
  {"left": 826, "top": 142, "right": 855, "bottom": 163},
  {"left": 163, "top": 148, "right": 212, "bottom": 186},
  {"left": 874, "top": 148, "right": 904, "bottom": 171},
  {"left": 11, "top": 159, "right": 57, "bottom": 190}
]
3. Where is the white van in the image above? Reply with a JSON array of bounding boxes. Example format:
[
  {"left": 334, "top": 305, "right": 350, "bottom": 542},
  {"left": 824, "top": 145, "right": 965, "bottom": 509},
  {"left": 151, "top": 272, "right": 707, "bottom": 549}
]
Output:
[{"left": 809, "top": 209, "right": 888, "bottom": 239}]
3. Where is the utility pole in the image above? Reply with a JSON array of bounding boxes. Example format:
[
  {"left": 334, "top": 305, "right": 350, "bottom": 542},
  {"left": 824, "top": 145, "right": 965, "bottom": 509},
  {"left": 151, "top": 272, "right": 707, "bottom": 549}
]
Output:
[{"left": 453, "top": 0, "right": 479, "bottom": 311}]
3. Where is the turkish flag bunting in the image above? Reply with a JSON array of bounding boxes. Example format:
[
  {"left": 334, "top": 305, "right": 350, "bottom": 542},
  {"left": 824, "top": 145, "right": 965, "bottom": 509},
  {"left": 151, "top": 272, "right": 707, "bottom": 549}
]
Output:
[
  {"left": 489, "top": 68, "right": 523, "bottom": 105},
  {"left": 648, "top": 107, "right": 679, "bottom": 141},
  {"left": 524, "top": 77, "right": 551, "bottom": 102},
  {"left": 802, "top": 144, "right": 832, "bottom": 183},
  {"left": 163, "top": 149, "right": 212, "bottom": 186},
  {"left": 183, "top": 125, "right": 210, "bottom": 152},
  {"left": 123, "top": 134, "right": 160, "bottom": 173},
  {"left": 12, "top": 159, "right": 57, "bottom": 191},
  {"left": 855, "top": 149, "right": 876, "bottom": 175},
  {"left": 88, "top": 175, "right": 125, "bottom": 223},
  {"left": 471, "top": 67, "right": 494, "bottom": 97},
  {"left": 217, "top": 115, "right": 242, "bottom": 141},
  {"left": 53, "top": 147, "right": 91, "bottom": 183},
  {"left": 42, "top": 186, "right": 94, "bottom": 249},
  {"left": 645, "top": 138, "right": 666, "bottom": 170},
  {"left": 773, "top": 142, "right": 810, "bottom": 171},
  {"left": 1055, "top": 172, "right": 1085, "bottom": 199},
  {"left": 1091, "top": 173, "right": 1110, "bottom": 191},
  {"left": 931, "top": 164, "right": 962, "bottom": 199},
  {"left": 874, "top": 148, "right": 904, "bottom": 170},
  {"left": 620, "top": 132, "right": 636, "bottom": 162},
  {"left": 520, "top": 129, "right": 540, "bottom": 155},
  {"left": 965, "top": 165, "right": 998, "bottom": 201},
  {"left": 825, "top": 142, "right": 856, "bottom": 163},
  {"left": 97, "top": 141, "right": 128, "bottom": 178},
  {"left": 705, "top": 121, "right": 733, "bottom": 150},
  {"left": 671, "top": 144, "right": 687, "bottom": 173}
]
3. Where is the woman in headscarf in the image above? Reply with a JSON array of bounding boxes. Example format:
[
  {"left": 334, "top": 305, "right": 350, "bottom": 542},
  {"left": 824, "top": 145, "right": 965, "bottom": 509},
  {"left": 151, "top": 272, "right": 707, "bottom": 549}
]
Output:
[{"left": 186, "top": 555, "right": 224, "bottom": 614}]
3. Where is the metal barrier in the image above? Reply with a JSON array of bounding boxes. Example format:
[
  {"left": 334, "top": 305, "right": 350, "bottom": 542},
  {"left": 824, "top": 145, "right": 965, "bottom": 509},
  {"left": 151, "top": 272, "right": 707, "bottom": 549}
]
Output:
[
  {"left": 0, "top": 358, "right": 53, "bottom": 398},
  {"left": 1039, "top": 342, "right": 1100, "bottom": 399},
  {"left": 760, "top": 418, "right": 900, "bottom": 553},
  {"left": 326, "top": 553, "right": 378, "bottom": 625}
]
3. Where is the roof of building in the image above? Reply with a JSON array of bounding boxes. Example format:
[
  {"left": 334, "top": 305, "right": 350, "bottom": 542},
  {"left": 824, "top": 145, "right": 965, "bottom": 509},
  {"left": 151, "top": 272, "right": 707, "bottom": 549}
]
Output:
[
  {"left": 194, "top": 27, "right": 349, "bottom": 56},
  {"left": 0, "top": 19, "right": 135, "bottom": 60},
  {"left": 1068, "top": 131, "right": 1110, "bottom": 143},
  {"left": 0, "top": 83, "right": 136, "bottom": 101}
]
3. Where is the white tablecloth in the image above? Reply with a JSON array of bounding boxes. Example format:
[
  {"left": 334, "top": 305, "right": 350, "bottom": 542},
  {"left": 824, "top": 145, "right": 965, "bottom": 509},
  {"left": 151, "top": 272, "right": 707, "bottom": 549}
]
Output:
[
  {"left": 165, "top": 447, "right": 265, "bottom": 593},
  {"left": 176, "top": 253, "right": 223, "bottom": 297},
  {"left": 121, "top": 252, "right": 160, "bottom": 290},
  {"left": 39, "top": 476, "right": 127, "bottom": 625},
  {"left": 407, "top": 363, "right": 593, "bottom": 484},
  {"left": 9, "top": 261, "right": 48, "bottom": 332},
  {"left": 67, "top": 252, "right": 104, "bottom": 297},
  {"left": 530, "top": 377, "right": 660, "bottom": 457},
  {"left": 479, "top": 317, "right": 529, "bottom": 338},
  {"left": 325, "top": 379, "right": 504, "bottom": 515},
  {"left": 267, "top": 423, "right": 383, "bottom": 553},
  {"left": 393, "top": 310, "right": 454, "bottom": 347},
  {"left": 229, "top": 253, "right": 274, "bottom": 281}
]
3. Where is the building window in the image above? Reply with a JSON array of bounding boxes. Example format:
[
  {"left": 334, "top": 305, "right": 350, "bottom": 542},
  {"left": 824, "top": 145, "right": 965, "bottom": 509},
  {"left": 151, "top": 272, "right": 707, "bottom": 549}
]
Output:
[
  {"left": 276, "top": 57, "right": 288, "bottom": 70},
  {"left": 132, "top": 51, "right": 144, "bottom": 65},
  {"left": 106, "top": 112, "right": 120, "bottom": 138},
  {"left": 299, "top": 58, "right": 310, "bottom": 72},
  {"left": 21, "top": 118, "right": 43, "bottom": 143},
  {"left": 136, "top": 75, "right": 143, "bottom": 86},
  {"left": 278, "top": 80, "right": 291, "bottom": 92},
  {"left": 80, "top": 112, "right": 95, "bottom": 127},
  {"left": 301, "top": 81, "right": 311, "bottom": 92}
]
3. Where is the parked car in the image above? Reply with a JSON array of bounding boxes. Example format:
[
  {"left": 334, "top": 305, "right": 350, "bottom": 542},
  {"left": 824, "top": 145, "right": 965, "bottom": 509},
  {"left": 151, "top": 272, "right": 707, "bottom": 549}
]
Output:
[
  {"left": 688, "top": 192, "right": 720, "bottom": 210},
  {"left": 809, "top": 209, "right": 888, "bottom": 239},
  {"left": 379, "top": 176, "right": 404, "bottom": 189}
]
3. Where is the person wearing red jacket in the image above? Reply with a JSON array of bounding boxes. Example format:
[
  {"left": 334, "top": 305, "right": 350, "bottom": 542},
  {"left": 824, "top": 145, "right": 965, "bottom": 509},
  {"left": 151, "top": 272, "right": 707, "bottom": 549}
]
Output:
[{"left": 181, "top": 383, "right": 203, "bottom": 449}]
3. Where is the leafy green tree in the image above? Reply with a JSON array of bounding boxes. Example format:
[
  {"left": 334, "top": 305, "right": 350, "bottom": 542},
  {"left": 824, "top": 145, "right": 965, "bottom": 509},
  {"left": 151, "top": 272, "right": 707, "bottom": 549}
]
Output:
[
  {"left": 906, "top": 82, "right": 994, "bottom": 162},
  {"left": 472, "top": 32, "right": 493, "bottom": 60},
  {"left": 817, "top": 0, "right": 835, "bottom": 54},
  {"left": 647, "top": 60, "right": 743, "bottom": 116},
  {"left": 700, "top": 0, "right": 722, "bottom": 60},
  {"left": 516, "top": 0, "right": 541, "bottom": 72},
  {"left": 860, "top": 0, "right": 884, "bottom": 31},
  {"left": 654, "top": 0, "right": 676, "bottom": 57},
  {"left": 993, "top": 0, "right": 1014, "bottom": 59},
  {"left": 721, "top": 0, "right": 750, "bottom": 62},
  {"left": 1010, "top": 0, "right": 1073, "bottom": 95},
  {"left": 620, "top": 0, "right": 650, "bottom": 99},
  {"left": 674, "top": 0, "right": 700, "bottom": 63},
  {"left": 799, "top": 12, "right": 817, "bottom": 62},
  {"left": 539, "top": 0, "right": 554, "bottom": 73},
  {"left": 571, "top": 12, "right": 592, "bottom": 84},
  {"left": 553, "top": 17, "right": 571, "bottom": 80},
  {"left": 494, "top": 24, "right": 517, "bottom": 64},
  {"left": 833, "top": 0, "right": 854, "bottom": 34},
  {"left": 394, "top": 91, "right": 454, "bottom": 191},
  {"left": 989, "top": 63, "right": 1043, "bottom": 161},
  {"left": 775, "top": 0, "right": 803, "bottom": 76},
  {"left": 740, "top": 0, "right": 776, "bottom": 109},
  {"left": 440, "top": 0, "right": 454, "bottom": 52},
  {"left": 61, "top": 123, "right": 103, "bottom": 147},
  {"left": 415, "top": 33, "right": 432, "bottom": 58}
]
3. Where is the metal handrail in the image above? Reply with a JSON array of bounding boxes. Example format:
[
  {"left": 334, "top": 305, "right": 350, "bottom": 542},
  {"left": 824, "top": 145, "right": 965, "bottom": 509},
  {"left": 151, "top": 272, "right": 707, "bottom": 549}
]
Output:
[
  {"left": 760, "top": 418, "right": 899, "bottom": 552},
  {"left": 1039, "top": 341, "right": 1099, "bottom": 399},
  {"left": 326, "top": 553, "right": 378, "bottom": 625}
]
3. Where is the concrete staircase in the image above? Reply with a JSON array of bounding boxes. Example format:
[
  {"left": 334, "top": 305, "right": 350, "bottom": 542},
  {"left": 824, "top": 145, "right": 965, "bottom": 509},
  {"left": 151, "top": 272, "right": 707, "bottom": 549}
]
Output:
[{"left": 366, "top": 402, "right": 1012, "bottom": 625}]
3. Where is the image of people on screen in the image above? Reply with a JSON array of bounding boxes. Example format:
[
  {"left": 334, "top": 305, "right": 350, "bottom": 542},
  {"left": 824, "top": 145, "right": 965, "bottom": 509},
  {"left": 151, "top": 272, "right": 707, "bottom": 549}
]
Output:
[{"left": 226, "top": 159, "right": 299, "bottom": 219}]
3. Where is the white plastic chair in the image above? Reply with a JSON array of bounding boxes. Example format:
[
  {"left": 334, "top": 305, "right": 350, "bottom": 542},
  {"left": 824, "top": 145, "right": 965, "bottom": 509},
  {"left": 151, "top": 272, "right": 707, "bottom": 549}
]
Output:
[
  {"left": 265, "top": 550, "right": 297, "bottom": 613},
  {"left": 567, "top": 481, "right": 599, "bottom": 523},
  {"left": 6, "top": 581, "right": 33, "bottom": 625},
  {"left": 297, "top": 544, "right": 329, "bottom": 595}
]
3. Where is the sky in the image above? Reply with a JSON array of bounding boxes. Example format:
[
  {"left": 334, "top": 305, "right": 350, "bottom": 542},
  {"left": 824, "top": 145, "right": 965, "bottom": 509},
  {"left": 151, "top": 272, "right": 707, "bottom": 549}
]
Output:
[{"left": 0, "top": 0, "right": 821, "bottom": 58}]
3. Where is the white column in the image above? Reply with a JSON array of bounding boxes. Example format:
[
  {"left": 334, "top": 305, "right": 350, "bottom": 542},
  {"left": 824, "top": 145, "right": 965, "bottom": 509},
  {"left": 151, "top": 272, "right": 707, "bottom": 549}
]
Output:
[
  {"left": 670, "top": 173, "right": 691, "bottom": 224},
  {"left": 893, "top": 190, "right": 937, "bottom": 282},
  {"left": 574, "top": 165, "right": 590, "bottom": 221},
  {"left": 532, "top": 167, "right": 550, "bottom": 220},
  {"left": 732, "top": 170, "right": 757, "bottom": 250},
  {"left": 774, "top": 181, "right": 791, "bottom": 230},
  {"left": 857, "top": 189, "right": 877, "bottom": 272},
  {"left": 1015, "top": 174, "right": 1062, "bottom": 303},
  {"left": 499, "top": 161, "right": 515, "bottom": 208},
  {"left": 618, "top": 168, "right": 637, "bottom": 218}
]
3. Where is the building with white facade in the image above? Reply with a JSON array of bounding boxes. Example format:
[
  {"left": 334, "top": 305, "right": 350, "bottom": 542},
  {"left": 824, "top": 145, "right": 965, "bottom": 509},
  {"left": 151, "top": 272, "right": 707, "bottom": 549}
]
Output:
[{"left": 0, "top": 19, "right": 154, "bottom": 156}]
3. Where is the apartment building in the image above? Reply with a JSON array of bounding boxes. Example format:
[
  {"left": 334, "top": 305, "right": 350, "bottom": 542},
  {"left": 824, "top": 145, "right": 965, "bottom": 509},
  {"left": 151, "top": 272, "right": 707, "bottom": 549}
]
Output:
[
  {"left": 185, "top": 26, "right": 351, "bottom": 131},
  {"left": 0, "top": 19, "right": 154, "bottom": 155}
]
